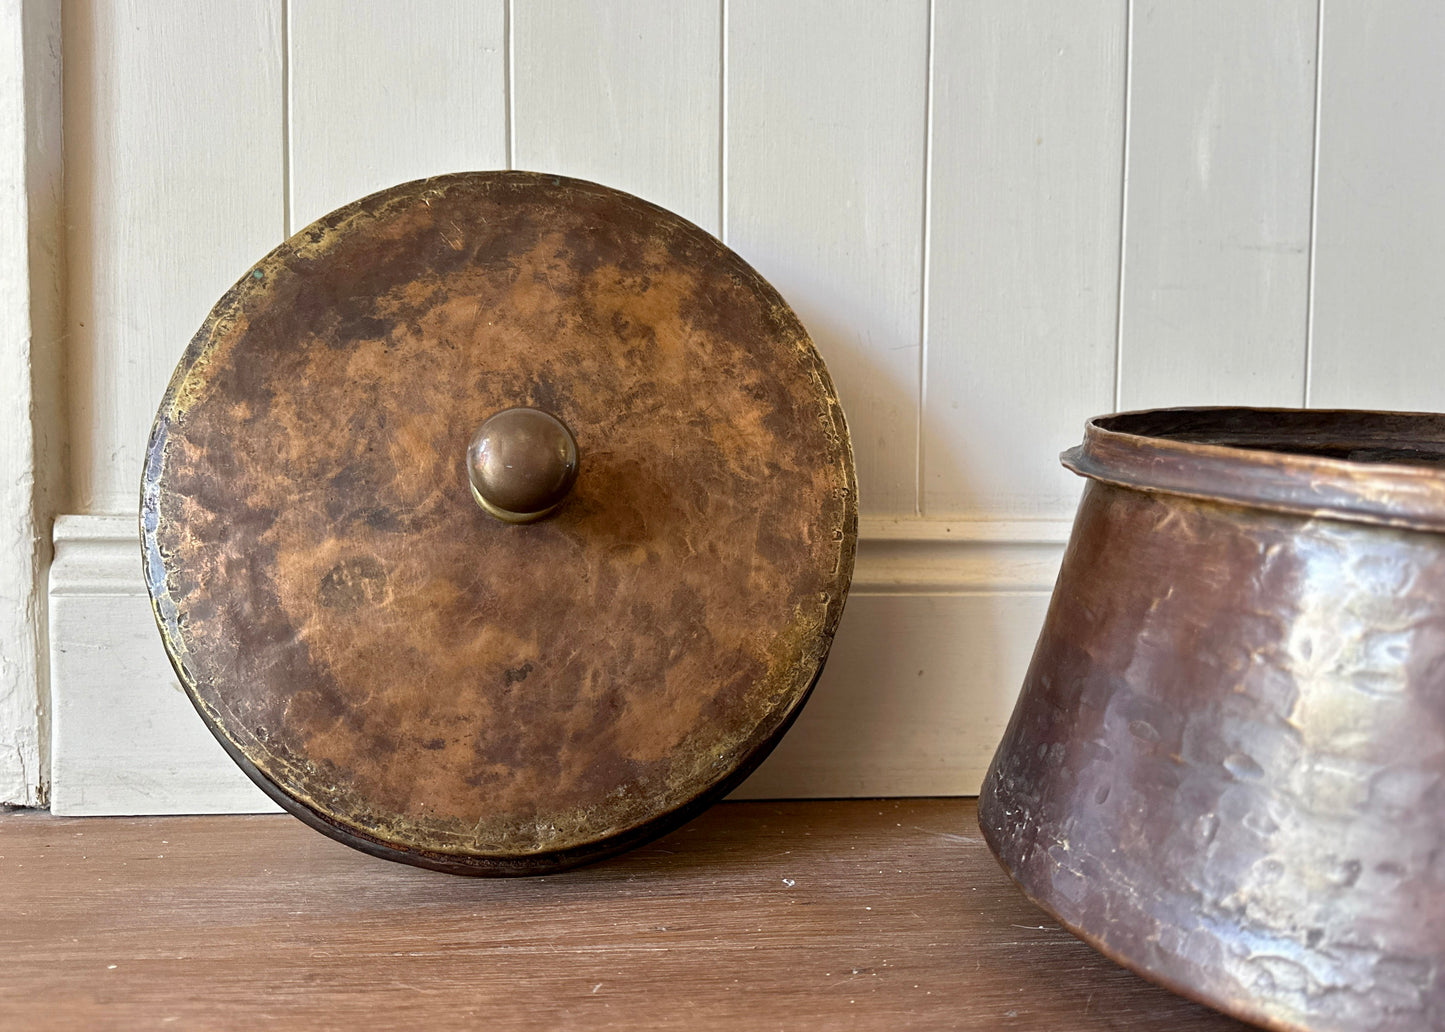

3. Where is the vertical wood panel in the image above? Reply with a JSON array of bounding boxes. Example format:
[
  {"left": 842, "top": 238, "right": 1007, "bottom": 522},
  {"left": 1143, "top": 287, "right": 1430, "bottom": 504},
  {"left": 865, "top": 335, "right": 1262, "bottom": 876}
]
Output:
[
  {"left": 0, "top": 4, "right": 30, "bottom": 802},
  {"left": 0, "top": 0, "right": 63, "bottom": 805},
  {"left": 923, "top": 2, "right": 1125, "bottom": 518},
  {"left": 512, "top": 0, "right": 720, "bottom": 234},
  {"left": 64, "top": 0, "right": 284, "bottom": 515},
  {"left": 727, "top": 0, "right": 928, "bottom": 516},
  {"left": 1118, "top": 1, "right": 1317, "bottom": 411},
  {"left": 1310, "top": 2, "right": 1445, "bottom": 409},
  {"left": 288, "top": 0, "right": 507, "bottom": 230}
]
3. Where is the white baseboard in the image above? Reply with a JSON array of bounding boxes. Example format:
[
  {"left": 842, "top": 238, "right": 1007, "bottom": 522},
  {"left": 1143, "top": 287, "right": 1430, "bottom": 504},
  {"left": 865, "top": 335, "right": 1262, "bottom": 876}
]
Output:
[{"left": 48, "top": 514, "right": 1069, "bottom": 815}]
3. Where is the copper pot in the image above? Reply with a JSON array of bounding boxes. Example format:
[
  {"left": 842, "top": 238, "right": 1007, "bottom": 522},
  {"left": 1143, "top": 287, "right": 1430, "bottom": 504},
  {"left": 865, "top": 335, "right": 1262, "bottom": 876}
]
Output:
[{"left": 979, "top": 408, "right": 1445, "bottom": 1032}]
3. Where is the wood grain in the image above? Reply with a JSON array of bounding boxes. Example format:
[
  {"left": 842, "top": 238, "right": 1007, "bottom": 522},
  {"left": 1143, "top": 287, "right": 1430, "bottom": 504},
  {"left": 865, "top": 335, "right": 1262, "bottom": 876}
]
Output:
[
  {"left": 288, "top": 0, "right": 506, "bottom": 230},
  {"left": 0, "top": 799, "right": 1255, "bottom": 1031},
  {"left": 512, "top": 0, "right": 720, "bottom": 234},
  {"left": 1309, "top": 0, "right": 1445, "bottom": 409},
  {"left": 726, "top": 0, "right": 928, "bottom": 516},
  {"left": 1117, "top": 0, "right": 1317, "bottom": 411},
  {"left": 922, "top": 2, "right": 1125, "bottom": 518},
  {"left": 62, "top": 0, "right": 284, "bottom": 514}
]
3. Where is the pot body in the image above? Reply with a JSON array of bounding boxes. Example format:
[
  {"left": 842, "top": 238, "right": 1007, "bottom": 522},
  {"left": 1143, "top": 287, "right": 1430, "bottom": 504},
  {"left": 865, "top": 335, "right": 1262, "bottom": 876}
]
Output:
[{"left": 980, "top": 409, "right": 1445, "bottom": 1032}]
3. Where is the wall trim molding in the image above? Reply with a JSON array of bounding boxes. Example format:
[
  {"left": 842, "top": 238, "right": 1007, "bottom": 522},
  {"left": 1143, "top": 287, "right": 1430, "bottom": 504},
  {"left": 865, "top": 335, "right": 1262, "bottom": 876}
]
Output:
[
  {"left": 855, "top": 516, "right": 1070, "bottom": 593},
  {"left": 48, "top": 512, "right": 1069, "bottom": 815},
  {"left": 52, "top": 513, "right": 1072, "bottom": 598}
]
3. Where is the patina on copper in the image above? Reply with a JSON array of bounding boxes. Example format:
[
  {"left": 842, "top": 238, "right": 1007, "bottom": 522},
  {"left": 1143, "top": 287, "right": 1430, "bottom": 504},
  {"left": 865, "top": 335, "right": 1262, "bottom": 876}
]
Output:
[
  {"left": 141, "top": 172, "right": 856, "bottom": 875},
  {"left": 466, "top": 407, "right": 580, "bottom": 523},
  {"left": 980, "top": 407, "right": 1445, "bottom": 1032}
]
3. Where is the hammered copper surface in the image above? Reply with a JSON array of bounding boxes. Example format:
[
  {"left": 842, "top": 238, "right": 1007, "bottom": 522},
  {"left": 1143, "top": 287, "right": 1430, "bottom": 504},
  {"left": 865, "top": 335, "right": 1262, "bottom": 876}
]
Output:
[
  {"left": 980, "top": 408, "right": 1445, "bottom": 1032},
  {"left": 141, "top": 172, "right": 856, "bottom": 874}
]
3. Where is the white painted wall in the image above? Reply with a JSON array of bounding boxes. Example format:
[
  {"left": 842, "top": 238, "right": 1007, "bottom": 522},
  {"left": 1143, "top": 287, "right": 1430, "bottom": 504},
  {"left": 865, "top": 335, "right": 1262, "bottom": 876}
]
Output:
[
  {"left": 0, "top": 3, "right": 39, "bottom": 806},
  {"left": 22, "top": 0, "right": 1445, "bottom": 811},
  {"left": 1, "top": 0, "right": 61, "bottom": 808}
]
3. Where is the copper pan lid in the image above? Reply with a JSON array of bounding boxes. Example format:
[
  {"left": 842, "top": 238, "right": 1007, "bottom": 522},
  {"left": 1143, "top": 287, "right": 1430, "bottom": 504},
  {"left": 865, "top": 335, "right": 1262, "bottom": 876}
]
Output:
[{"left": 141, "top": 172, "right": 856, "bottom": 874}]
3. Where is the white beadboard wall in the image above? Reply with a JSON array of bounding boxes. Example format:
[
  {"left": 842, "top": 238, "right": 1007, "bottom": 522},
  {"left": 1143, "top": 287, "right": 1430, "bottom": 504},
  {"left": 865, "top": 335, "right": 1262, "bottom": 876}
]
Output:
[{"left": 30, "top": 0, "right": 1445, "bottom": 812}]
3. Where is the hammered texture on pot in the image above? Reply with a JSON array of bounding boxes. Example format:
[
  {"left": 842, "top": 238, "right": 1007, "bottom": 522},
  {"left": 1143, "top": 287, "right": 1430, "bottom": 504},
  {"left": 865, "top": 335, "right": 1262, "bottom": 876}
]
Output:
[{"left": 981, "top": 408, "right": 1445, "bottom": 1032}]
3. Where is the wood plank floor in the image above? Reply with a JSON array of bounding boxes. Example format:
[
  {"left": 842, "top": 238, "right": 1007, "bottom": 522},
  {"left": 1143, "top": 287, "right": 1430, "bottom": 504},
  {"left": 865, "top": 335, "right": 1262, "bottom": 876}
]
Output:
[{"left": 0, "top": 799, "right": 1254, "bottom": 1031}]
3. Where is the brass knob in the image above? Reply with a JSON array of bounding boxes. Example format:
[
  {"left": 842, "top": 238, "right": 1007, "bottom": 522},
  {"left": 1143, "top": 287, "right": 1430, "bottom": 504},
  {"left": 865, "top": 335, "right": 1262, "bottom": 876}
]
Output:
[{"left": 467, "top": 408, "right": 579, "bottom": 523}]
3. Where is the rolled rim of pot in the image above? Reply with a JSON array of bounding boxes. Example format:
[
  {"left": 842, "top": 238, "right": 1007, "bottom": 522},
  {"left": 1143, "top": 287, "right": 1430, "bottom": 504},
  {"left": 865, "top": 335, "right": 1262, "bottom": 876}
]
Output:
[{"left": 1062, "top": 406, "right": 1445, "bottom": 534}]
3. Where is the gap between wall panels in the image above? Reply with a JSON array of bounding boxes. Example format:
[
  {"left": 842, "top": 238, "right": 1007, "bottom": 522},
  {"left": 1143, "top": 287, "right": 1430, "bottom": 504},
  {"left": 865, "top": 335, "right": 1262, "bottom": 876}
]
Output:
[
  {"left": 1303, "top": 0, "right": 1325, "bottom": 408},
  {"left": 718, "top": 0, "right": 728, "bottom": 244},
  {"left": 504, "top": 0, "right": 515, "bottom": 172},
  {"left": 915, "top": 0, "right": 935, "bottom": 518},
  {"left": 281, "top": 0, "right": 291, "bottom": 237},
  {"left": 1111, "top": 0, "right": 1134, "bottom": 415}
]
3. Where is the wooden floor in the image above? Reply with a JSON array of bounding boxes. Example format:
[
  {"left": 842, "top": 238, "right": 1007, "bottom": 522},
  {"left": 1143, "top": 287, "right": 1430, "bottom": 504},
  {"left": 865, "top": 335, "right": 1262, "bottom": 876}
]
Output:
[{"left": 0, "top": 799, "right": 1254, "bottom": 1031}]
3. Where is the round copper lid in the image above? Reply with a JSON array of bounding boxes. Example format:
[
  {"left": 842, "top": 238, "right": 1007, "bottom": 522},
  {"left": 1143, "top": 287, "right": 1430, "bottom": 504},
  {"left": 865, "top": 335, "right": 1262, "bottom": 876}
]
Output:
[{"left": 141, "top": 172, "right": 856, "bottom": 874}]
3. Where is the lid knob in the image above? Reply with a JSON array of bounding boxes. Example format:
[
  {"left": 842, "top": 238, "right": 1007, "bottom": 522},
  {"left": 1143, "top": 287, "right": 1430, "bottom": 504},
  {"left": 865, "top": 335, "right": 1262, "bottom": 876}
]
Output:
[{"left": 467, "top": 408, "right": 579, "bottom": 523}]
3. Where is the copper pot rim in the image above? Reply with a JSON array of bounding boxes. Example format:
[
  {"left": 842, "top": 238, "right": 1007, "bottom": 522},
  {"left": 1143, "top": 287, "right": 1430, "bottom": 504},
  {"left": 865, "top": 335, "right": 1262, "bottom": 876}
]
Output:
[{"left": 1063, "top": 405, "right": 1445, "bottom": 533}]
